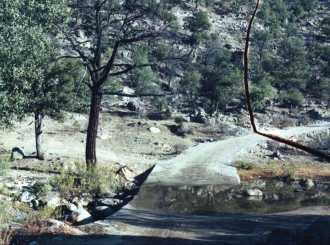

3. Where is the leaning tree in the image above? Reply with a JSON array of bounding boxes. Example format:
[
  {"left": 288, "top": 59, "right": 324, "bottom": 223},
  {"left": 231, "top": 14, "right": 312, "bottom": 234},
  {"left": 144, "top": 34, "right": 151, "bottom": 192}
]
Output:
[
  {"left": 64, "top": 0, "right": 187, "bottom": 167},
  {"left": 243, "top": 0, "right": 330, "bottom": 161}
]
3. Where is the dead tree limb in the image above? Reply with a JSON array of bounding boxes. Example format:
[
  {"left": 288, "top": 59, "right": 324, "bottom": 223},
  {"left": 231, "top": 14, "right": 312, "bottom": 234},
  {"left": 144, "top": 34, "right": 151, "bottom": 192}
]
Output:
[{"left": 244, "top": 0, "right": 330, "bottom": 162}]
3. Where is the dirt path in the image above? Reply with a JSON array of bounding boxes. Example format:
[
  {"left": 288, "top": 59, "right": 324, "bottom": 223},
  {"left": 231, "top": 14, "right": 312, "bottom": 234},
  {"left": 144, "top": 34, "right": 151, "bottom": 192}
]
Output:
[{"left": 147, "top": 123, "right": 330, "bottom": 185}]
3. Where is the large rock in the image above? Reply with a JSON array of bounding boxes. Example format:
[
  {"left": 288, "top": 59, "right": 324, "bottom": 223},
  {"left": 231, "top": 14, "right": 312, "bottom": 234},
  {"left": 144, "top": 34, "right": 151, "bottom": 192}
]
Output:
[
  {"left": 244, "top": 189, "right": 263, "bottom": 197},
  {"left": 20, "top": 191, "right": 36, "bottom": 203},
  {"left": 11, "top": 147, "right": 25, "bottom": 161},
  {"left": 147, "top": 162, "right": 240, "bottom": 186},
  {"left": 67, "top": 203, "right": 92, "bottom": 224},
  {"left": 149, "top": 127, "right": 161, "bottom": 134}
]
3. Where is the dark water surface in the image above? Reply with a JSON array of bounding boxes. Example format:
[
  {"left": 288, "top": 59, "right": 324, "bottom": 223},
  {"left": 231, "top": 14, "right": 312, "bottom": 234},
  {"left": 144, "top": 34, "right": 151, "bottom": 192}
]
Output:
[{"left": 131, "top": 183, "right": 330, "bottom": 215}]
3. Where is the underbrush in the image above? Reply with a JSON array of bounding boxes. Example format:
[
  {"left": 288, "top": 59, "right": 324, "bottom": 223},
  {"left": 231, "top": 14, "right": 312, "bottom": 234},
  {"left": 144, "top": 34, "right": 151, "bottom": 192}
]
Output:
[
  {"left": 0, "top": 155, "right": 11, "bottom": 176},
  {"left": 50, "top": 161, "right": 125, "bottom": 200}
]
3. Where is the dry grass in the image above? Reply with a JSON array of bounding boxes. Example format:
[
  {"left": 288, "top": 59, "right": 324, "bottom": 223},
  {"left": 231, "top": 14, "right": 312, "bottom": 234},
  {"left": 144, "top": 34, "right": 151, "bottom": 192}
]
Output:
[
  {"left": 0, "top": 227, "right": 16, "bottom": 245},
  {"left": 1, "top": 219, "right": 84, "bottom": 245},
  {"left": 236, "top": 160, "right": 330, "bottom": 182}
]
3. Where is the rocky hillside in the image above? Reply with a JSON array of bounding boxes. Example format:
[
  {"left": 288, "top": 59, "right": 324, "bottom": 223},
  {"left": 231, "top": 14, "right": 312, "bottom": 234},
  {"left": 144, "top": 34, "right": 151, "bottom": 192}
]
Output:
[{"left": 101, "top": 0, "right": 330, "bottom": 123}]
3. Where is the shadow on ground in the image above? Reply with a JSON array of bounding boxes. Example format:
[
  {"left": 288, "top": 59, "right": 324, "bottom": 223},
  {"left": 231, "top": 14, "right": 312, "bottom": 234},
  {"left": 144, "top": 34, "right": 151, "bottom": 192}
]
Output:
[{"left": 12, "top": 209, "right": 330, "bottom": 245}]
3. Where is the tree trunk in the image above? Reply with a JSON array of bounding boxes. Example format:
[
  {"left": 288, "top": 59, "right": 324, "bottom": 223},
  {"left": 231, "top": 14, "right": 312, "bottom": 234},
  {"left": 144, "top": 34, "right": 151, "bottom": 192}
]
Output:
[
  {"left": 85, "top": 87, "right": 102, "bottom": 168},
  {"left": 34, "top": 113, "right": 44, "bottom": 160}
]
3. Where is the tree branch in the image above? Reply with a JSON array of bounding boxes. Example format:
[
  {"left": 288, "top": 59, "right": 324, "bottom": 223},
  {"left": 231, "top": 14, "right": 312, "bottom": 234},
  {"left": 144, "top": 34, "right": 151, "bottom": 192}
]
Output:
[
  {"left": 103, "top": 91, "right": 173, "bottom": 97},
  {"left": 243, "top": 0, "right": 330, "bottom": 162},
  {"left": 109, "top": 63, "right": 154, "bottom": 76}
]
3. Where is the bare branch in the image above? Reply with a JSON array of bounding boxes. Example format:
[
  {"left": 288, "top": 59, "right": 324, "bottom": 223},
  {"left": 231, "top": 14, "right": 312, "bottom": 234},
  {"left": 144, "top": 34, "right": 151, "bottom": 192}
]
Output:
[
  {"left": 109, "top": 63, "right": 154, "bottom": 76},
  {"left": 103, "top": 91, "right": 173, "bottom": 97}
]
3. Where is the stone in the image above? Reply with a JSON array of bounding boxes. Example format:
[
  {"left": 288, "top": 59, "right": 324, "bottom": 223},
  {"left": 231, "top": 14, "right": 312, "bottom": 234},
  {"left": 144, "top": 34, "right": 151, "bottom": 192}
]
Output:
[
  {"left": 44, "top": 192, "right": 61, "bottom": 208},
  {"left": 68, "top": 203, "right": 92, "bottom": 223},
  {"left": 125, "top": 181, "right": 139, "bottom": 192},
  {"left": 116, "top": 165, "right": 136, "bottom": 181},
  {"left": 252, "top": 180, "right": 266, "bottom": 189},
  {"left": 303, "top": 179, "right": 315, "bottom": 190},
  {"left": 275, "top": 181, "right": 285, "bottom": 189},
  {"left": 20, "top": 191, "right": 36, "bottom": 203},
  {"left": 10, "top": 147, "right": 25, "bottom": 161},
  {"left": 270, "top": 150, "right": 283, "bottom": 160},
  {"left": 97, "top": 198, "right": 123, "bottom": 207},
  {"left": 244, "top": 189, "right": 263, "bottom": 197},
  {"left": 122, "top": 86, "right": 135, "bottom": 95},
  {"left": 149, "top": 127, "right": 161, "bottom": 134}
]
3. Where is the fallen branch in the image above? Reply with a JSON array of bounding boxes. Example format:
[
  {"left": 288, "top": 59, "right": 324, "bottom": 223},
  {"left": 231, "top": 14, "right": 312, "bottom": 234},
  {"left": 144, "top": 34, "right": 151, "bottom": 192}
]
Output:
[{"left": 243, "top": 0, "right": 330, "bottom": 162}]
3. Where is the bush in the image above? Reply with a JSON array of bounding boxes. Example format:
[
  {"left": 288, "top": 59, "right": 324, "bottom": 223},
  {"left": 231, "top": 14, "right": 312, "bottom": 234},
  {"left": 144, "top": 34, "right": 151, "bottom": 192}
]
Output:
[
  {"left": 0, "top": 156, "right": 11, "bottom": 176},
  {"left": 185, "top": 10, "right": 210, "bottom": 32},
  {"left": 50, "top": 162, "right": 124, "bottom": 200},
  {"left": 235, "top": 161, "right": 254, "bottom": 170},
  {"left": 0, "top": 202, "right": 14, "bottom": 229},
  {"left": 280, "top": 89, "right": 304, "bottom": 107}
]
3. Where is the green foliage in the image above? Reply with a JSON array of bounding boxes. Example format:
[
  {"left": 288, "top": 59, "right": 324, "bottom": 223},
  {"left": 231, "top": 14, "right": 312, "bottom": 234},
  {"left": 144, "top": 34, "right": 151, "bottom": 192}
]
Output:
[
  {"left": 199, "top": 41, "right": 242, "bottom": 112},
  {"left": 186, "top": 10, "right": 210, "bottom": 32},
  {"left": 185, "top": 10, "right": 211, "bottom": 44},
  {"left": 235, "top": 161, "right": 254, "bottom": 171},
  {"left": 251, "top": 77, "right": 275, "bottom": 111},
  {"left": 279, "top": 89, "right": 305, "bottom": 107},
  {"left": 132, "top": 45, "right": 161, "bottom": 94},
  {"left": 51, "top": 162, "right": 124, "bottom": 199},
  {"left": 0, "top": 0, "right": 69, "bottom": 124},
  {"left": 271, "top": 37, "right": 309, "bottom": 98},
  {"left": 258, "top": 0, "right": 288, "bottom": 36},
  {"left": 179, "top": 69, "right": 202, "bottom": 104}
]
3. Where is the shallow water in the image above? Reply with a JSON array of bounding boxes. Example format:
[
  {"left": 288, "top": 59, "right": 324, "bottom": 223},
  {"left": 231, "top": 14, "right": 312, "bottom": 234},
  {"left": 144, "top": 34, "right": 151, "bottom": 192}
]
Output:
[{"left": 131, "top": 183, "right": 330, "bottom": 215}]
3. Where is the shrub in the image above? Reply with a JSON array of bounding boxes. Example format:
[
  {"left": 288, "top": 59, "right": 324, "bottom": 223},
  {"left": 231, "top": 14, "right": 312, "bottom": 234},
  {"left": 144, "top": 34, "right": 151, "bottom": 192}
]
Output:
[
  {"left": 0, "top": 156, "right": 11, "bottom": 176},
  {"left": 280, "top": 89, "right": 304, "bottom": 107},
  {"left": 235, "top": 161, "right": 254, "bottom": 170},
  {"left": 50, "top": 162, "right": 124, "bottom": 200},
  {"left": 0, "top": 202, "right": 14, "bottom": 229}
]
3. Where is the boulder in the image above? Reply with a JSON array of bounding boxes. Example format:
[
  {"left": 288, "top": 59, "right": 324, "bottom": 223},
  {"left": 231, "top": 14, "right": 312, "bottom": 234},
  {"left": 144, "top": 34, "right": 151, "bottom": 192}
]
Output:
[
  {"left": 302, "top": 179, "right": 315, "bottom": 190},
  {"left": 11, "top": 147, "right": 25, "bottom": 161},
  {"left": 122, "top": 86, "right": 135, "bottom": 95},
  {"left": 149, "top": 127, "right": 161, "bottom": 134},
  {"left": 244, "top": 189, "right": 263, "bottom": 197},
  {"left": 20, "top": 191, "right": 36, "bottom": 203},
  {"left": 96, "top": 198, "right": 123, "bottom": 207},
  {"left": 68, "top": 203, "right": 92, "bottom": 224}
]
